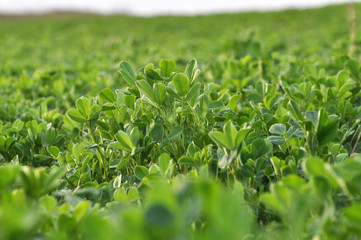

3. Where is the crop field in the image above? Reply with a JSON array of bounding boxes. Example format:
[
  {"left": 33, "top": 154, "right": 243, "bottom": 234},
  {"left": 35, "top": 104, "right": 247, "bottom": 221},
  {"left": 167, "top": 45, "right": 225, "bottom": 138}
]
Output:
[{"left": 1, "top": 3, "right": 361, "bottom": 239}]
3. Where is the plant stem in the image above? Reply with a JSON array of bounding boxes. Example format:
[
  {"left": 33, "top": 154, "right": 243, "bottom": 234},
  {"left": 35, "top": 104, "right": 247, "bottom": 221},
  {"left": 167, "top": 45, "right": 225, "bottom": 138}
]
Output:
[
  {"left": 351, "top": 127, "right": 361, "bottom": 157},
  {"left": 304, "top": 130, "right": 313, "bottom": 156},
  {"left": 88, "top": 122, "right": 108, "bottom": 179}
]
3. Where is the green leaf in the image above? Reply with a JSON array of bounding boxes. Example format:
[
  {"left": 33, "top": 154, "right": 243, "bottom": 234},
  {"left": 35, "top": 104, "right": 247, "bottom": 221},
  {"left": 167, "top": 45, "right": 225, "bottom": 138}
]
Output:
[
  {"left": 134, "top": 166, "right": 148, "bottom": 180},
  {"left": 304, "top": 157, "right": 326, "bottom": 177},
  {"left": 89, "top": 104, "right": 102, "bottom": 120},
  {"left": 218, "top": 150, "right": 237, "bottom": 169},
  {"left": 172, "top": 73, "right": 190, "bottom": 97},
  {"left": 317, "top": 109, "right": 339, "bottom": 145},
  {"left": 267, "top": 136, "right": 285, "bottom": 145},
  {"left": 178, "top": 156, "right": 195, "bottom": 166},
  {"left": 47, "top": 146, "right": 60, "bottom": 158},
  {"left": 184, "top": 83, "right": 201, "bottom": 102},
  {"left": 338, "top": 83, "right": 354, "bottom": 99},
  {"left": 270, "top": 157, "right": 282, "bottom": 178},
  {"left": 210, "top": 121, "right": 247, "bottom": 150},
  {"left": 159, "top": 153, "right": 170, "bottom": 174},
  {"left": 252, "top": 139, "right": 265, "bottom": 159},
  {"left": 116, "top": 158, "right": 130, "bottom": 170},
  {"left": 248, "top": 93, "right": 263, "bottom": 103},
  {"left": 40, "top": 196, "right": 57, "bottom": 212},
  {"left": 116, "top": 91, "right": 125, "bottom": 105},
  {"left": 187, "top": 142, "right": 201, "bottom": 158},
  {"left": 125, "top": 95, "right": 136, "bottom": 108},
  {"left": 197, "top": 94, "right": 209, "bottom": 117},
  {"left": 73, "top": 201, "right": 90, "bottom": 222},
  {"left": 228, "top": 95, "right": 239, "bottom": 111},
  {"left": 129, "top": 127, "right": 140, "bottom": 146},
  {"left": 223, "top": 121, "right": 237, "bottom": 149},
  {"left": 113, "top": 131, "right": 134, "bottom": 152},
  {"left": 45, "top": 167, "right": 67, "bottom": 192},
  {"left": 34, "top": 154, "right": 51, "bottom": 159},
  {"left": 159, "top": 59, "right": 175, "bottom": 77},
  {"left": 113, "top": 174, "right": 122, "bottom": 188},
  {"left": 269, "top": 124, "right": 286, "bottom": 135},
  {"left": 261, "top": 193, "right": 283, "bottom": 212},
  {"left": 337, "top": 70, "right": 349, "bottom": 88},
  {"left": 305, "top": 111, "right": 319, "bottom": 128},
  {"left": 209, "top": 131, "right": 230, "bottom": 149},
  {"left": 119, "top": 61, "right": 136, "bottom": 86},
  {"left": 65, "top": 152, "right": 76, "bottom": 166},
  {"left": 127, "top": 187, "right": 139, "bottom": 201},
  {"left": 146, "top": 68, "right": 163, "bottom": 81},
  {"left": 288, "top": 100, "right": 303, "bottom": 121},
  {"left": 235, "top": 129, "right": 250, "bottom": 146},
  {"left": 76, "top": 97, "right": 91, "bottom": 117},
  {"left": 252, "top": 139, "right": 272, "bottom": 159},
  {"left": 208, "top": 101, "right": 225, "bottom": 110},
  {"left": 136, "top": 80, "right": 156, "bottom": 103},
  {"left": 101, "top": 104, "right": 116, "bottom": 111},
  {"left": 114, "top": 188, "right": 128, "bottom": 202},
  {"left": 185, "top": 59, "right": 201, "bottom": 83},
  {"left": 287, "top": 126, "right": 305, "bottom": 138},
  {"left": 346, "top": 59, "right": 360, "bottom": 80},
  {"left": 241, "top": 164, "right": 254, "bottom": 178},
  {"left": 166, "top": 87, "right": 181, "bottom": 99},
  {"left": 150, "top": 125, "right": 164, "bottom": 143},
  {"left": 99, "top": 88, "right": 116, "bottom": 103},
  {"left": 67, "top": 109, "right": 86, "bottom": 123},
  {"left": 153, "top": 83, "right": 167, "bottom": 105},
  {"left": 149, "top": 165, "right": 161, "bottom": 176},
  {"left": 168, "top": 126, "right": 183, "bottom": 141}
]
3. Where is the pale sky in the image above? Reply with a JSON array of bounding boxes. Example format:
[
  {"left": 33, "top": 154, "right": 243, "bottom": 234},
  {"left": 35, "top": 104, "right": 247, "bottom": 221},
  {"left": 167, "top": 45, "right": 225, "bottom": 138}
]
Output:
[{"left": 0, "top": 0, "right": 357, "bottom": 15}]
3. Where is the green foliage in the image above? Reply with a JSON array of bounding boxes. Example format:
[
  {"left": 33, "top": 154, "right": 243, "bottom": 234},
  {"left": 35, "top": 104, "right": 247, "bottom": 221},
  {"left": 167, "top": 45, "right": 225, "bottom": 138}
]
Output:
[{"left": 1, "top": 4, "right": 361, "bottom": 239}]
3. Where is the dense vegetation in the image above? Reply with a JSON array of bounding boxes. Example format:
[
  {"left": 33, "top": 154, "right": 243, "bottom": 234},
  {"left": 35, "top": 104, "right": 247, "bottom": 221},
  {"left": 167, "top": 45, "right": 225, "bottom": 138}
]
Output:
[{"left": 1, "top": 3, "right": 361, "bottom": 239}]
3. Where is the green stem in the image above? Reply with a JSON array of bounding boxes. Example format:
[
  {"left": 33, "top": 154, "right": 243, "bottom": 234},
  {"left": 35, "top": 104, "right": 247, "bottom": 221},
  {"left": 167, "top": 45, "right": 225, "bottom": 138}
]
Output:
[
  {"left": 284, "top": 136, "right": 291, "bottom": 154},
  {"left": 180, "top": 98, "right": 185, "bottom": 125},
  {"left": 87, "top": 121, "right": 108, "bottom": 179},
  {"left": 304, "top": 130, "right": 313, "bottom": 156}
]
